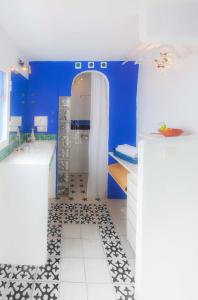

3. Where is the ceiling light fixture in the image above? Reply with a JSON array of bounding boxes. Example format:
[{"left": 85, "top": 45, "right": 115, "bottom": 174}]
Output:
[{"left": 154, "top": 51, "right": 172, "bottom": 70}]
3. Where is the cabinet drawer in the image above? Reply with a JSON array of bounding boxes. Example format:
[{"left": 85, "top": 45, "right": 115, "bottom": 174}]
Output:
[
  {"left": 127, "top": 221, "right": 136, "bottom": 253},
  {"left": 127, "top": 179, "right": 137, "bottom": 199},
  {"left": 127, "top": 206, "right": 137, "bottom": 230},
  {"left": 127, "top": 192, "right": 137, "bottom": 215}
]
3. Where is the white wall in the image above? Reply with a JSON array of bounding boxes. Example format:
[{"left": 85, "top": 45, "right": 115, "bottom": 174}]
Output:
[
  {"left": 70, "top": 73, "right": 91, "bottom": 120},
  {"left": 70, "top": 73, "right": 91, "bottom": 173},
  {"left": 140, "top": 1, "right": 198, "bottom": 44},
  {"left": 0, "top": 25, "right": 27, "bottom": 76},
  {"left": 137, "top": 54, "right": 198, "bottom": 136}
]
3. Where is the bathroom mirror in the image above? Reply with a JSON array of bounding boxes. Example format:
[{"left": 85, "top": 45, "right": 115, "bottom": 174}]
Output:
[{"left": 10, "top": 72, "right": 28, "bottom": 133}]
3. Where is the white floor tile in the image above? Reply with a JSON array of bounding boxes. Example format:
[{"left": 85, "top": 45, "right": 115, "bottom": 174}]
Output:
[
  {"left": 62, "top": 224, "right": 81, "bottom": 239},
  {"left": 87, "top": 283, "right": 115, "bottom": 300},
  {"left": 84, "top": 258, "right": 111, "bottom": 283},
  {"left": 82, "top": 239, "right": 105, "bottom": 258},
  {"left": 60, "top": 282, "right": 87, "bottom": 300},
  {"left": 81, "top": 224, "right": 100, "bottom": 240},
  {"left": 62, "top": 238, "right": 83, "bottom": 258},
  {"left": 61, "top": 258, "right": 85, "bottom": 282},
  {"left": 114, "top": 219, "right": 127, "bottom": 236},
  {"left": 110, "top": 207, "right": 126, "bottom": 221}
]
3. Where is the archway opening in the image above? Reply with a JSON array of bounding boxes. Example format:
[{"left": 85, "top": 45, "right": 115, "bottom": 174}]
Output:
[{"left": 70, "top": 71, "right": 109, "bottom": 199}]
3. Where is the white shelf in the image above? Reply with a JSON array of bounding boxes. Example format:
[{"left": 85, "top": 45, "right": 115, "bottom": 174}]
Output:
[{"left": 109, "top": 152, "right": 137, "bottom": 175}]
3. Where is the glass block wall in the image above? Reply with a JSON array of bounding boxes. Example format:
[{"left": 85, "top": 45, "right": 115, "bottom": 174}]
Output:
[{"left": 58, "top": 97, "right": 71, "bottom": 196}]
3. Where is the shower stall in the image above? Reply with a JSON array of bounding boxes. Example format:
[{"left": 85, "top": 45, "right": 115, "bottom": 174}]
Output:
[{"left": 58, "top": 72, "right": 109, "bottom": 199}]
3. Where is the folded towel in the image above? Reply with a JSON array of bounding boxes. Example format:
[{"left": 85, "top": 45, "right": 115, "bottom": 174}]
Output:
[
  {"left": 116, "top": 144, "right": 138, "bottom": 158},
  {"left": 113, "top": 150, "right": 138, "bottom": 164}
]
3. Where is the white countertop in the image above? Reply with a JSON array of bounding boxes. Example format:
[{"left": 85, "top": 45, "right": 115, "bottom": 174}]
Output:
[{"left": 1, "top": 141, "right": 56, "bottom": 166}]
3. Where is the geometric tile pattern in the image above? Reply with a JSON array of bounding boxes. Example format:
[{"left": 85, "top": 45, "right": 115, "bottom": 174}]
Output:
[
  {"left": 79, "top": 204, "right": 96, "bottom": 224},
  {"left": 6, "top": 281, "right": 34, "bottom": 300},
  {"left": 0, "top": 281, "right": 7, "bottom": 299},
  {"left": 108, "top": 258, "right": 134, "bottom": 284},
  {"left": 32, "top": 282, "right": 59, "bottom": 300},
  {"left": 114, "top": 284, "right": 135, "bottom": 300},
  {"left": 0, "top": 172, "right": 135, "bottom": 299},
  {"left": 12, "top": 265, "right": 37, "bottom": 281},
  {"left": 48, "top": 239, "right": 61, "bottom": 258},
  {"left": 36, "top": 258, "right": 60, "bottom": 281},
  {"left": 0, "top": 264, "right": 12, "bottom": 280},
  {"left": 103, "top": 240, "right": 127, "bottom": 260},
  {"left": 48, "top": 223, "right": 62, "bottom": 239}
]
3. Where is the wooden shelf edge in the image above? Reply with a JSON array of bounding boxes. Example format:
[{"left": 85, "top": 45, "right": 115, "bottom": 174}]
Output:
[{"left": 108, "top": 163, "right": 128, "bottom": 194}]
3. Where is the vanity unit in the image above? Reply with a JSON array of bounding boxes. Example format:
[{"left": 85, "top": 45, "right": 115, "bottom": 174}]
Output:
[
  {"left": 108, "top": 152, "right": 137, "bottom": 253},
  {"left": 0, "top": 141, "right": 56, "bottom": 265}
]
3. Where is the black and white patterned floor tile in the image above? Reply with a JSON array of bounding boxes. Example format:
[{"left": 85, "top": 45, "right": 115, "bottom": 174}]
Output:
[
  {"left": 32, "top": 282, "right": 59, "bottom": 300},
  {"left": 0, "top": 280, "right": 7, "bottom": 298},
  {"left": 0, "top": 264, "right": 13, "bottom": 280},
  {"left": 103, "top": 239, "right": 127, "bottom": 260},
  {"left": 108, "top": 258, "right": 134, "bottom": 284},
  {"left": 11, "top": 265, "right": 37, "bottom": 281},
  {"left": 79, "top": 204, "right": 96, "bottom": 224},
  {"left": 6, "top": 281, "right": 34, "bottom": 300},
  {"left": 65, "top": 173, "right": 135, "bottom": 299},
  {"left": 48, "top": 223, "right": 62, "bottom": 238},
  {"left": 0, "top": 172, "right": 135, "bottom": 299},
  {"left": 99, "top": 223, "right": 120, "bottom": 241},
  {"left": 48, "top": 238, "right": 62, "bottom": 258},
  {"left": 114, "top": 284, "right": 135, "bottom": 300},
  {"left": 36, "top": 258, "right": 60, "bottom": 281},
  {"left": 64, "top": 203, "right": 79, "bottom": 224}
]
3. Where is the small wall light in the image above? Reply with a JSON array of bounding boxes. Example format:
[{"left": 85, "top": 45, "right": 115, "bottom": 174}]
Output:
[{"left": 18, "top": 59, "right": 31, "bottom": 74}]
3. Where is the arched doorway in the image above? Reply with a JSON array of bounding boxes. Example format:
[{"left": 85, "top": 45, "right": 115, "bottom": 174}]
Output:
[{"left": 70, "top": 71, "right": 109, "bottom": 200}]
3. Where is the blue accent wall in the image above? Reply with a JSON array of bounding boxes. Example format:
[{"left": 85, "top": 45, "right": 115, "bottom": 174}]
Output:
[{"left": 26, "top": 61, "right": 139, "bottom": 199}]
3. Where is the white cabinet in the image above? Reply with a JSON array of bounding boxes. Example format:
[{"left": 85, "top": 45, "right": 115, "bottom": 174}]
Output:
[
  {"left": 135, "top": 135, "right": 198, "bottom": 300},
  {"left": 127, "top": 172, "right": 137, "bottom": 253},
  {"left": 0, "top": 141, "right": 56, "bottom": 266}
]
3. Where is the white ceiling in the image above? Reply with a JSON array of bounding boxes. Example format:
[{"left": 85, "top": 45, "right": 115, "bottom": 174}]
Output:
[{"left": 0, "top": 0, "right": 140, "bottom": 61}]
